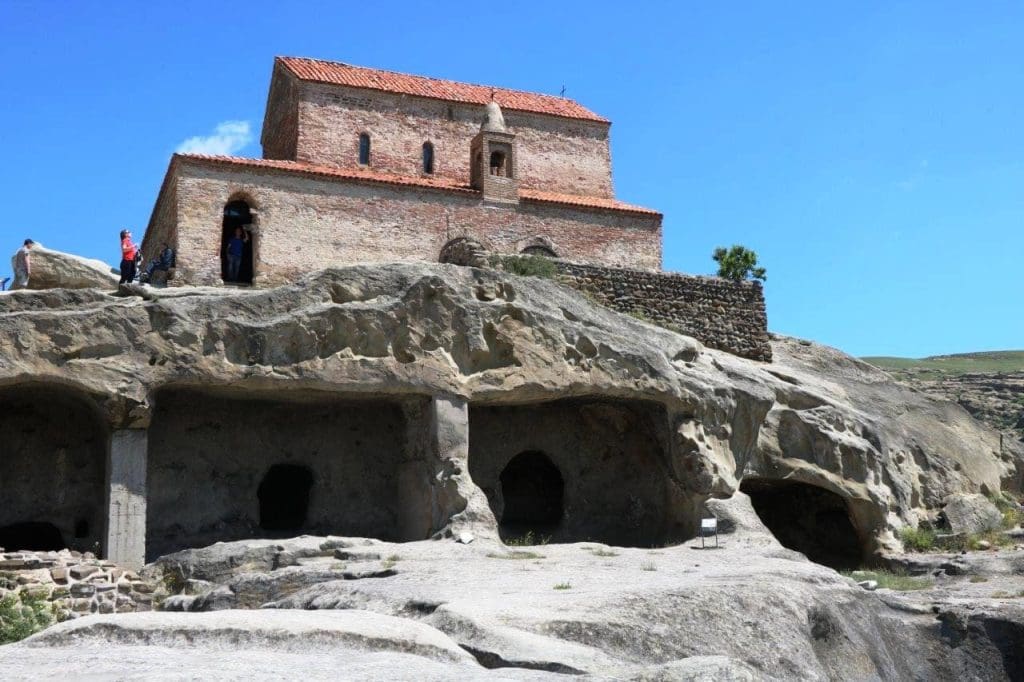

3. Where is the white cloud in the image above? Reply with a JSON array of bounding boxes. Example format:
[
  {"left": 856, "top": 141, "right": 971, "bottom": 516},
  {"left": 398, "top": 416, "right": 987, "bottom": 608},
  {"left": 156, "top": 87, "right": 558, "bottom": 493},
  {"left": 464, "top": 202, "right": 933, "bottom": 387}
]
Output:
[{"left": 176, "top": 120, "right": 252, "bottom": 155}]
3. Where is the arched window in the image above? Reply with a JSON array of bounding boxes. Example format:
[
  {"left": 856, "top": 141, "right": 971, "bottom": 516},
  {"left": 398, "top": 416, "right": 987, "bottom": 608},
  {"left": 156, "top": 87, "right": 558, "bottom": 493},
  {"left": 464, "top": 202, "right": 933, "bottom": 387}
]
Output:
[
  {"left": 489, "top": 151, "right": 506, "bottom": 177},
  {"left": 358, "top": 133, "right": 371, "bottom": 165},
  {"left": 422, "top": 142, "right": 435, "bottom": 174}
]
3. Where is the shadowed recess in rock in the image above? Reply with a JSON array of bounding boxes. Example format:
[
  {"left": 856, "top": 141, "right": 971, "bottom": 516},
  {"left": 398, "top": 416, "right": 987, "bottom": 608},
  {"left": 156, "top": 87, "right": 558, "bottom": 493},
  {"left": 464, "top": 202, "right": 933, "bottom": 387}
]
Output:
[
  {"left": 741, "top": 478, "right": 864, "bottom": 570},
  {"left": 0, "top": 384, "right": 107, "bottom": 554},
  {"left": 258, "top": 464, "right": 314, "bottom": 531},
  {"left": 498, "top": 450, "right": 564, "bottom": 540},
  {"left": 469, "top": 398, "right": 686, "bottom": 547},
  {"left": 145, "top": 388, "right": 424, "bottom": 559},
  {"left": 0, "top": 522, "right": 65, "bottom": 553}
]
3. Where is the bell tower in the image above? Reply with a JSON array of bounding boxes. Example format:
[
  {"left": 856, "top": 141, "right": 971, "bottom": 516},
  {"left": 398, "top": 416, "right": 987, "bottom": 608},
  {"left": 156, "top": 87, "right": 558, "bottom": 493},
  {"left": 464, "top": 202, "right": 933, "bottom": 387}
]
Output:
[{"left": 471, "top": 99, "right": 519, "bottom": 204}]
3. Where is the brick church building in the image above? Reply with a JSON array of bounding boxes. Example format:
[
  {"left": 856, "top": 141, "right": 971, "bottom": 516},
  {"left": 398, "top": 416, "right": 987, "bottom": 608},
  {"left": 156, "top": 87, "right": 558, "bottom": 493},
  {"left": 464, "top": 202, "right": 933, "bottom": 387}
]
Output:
[{"left": 142, "top": 56, "right": 663, "bottom": 286}]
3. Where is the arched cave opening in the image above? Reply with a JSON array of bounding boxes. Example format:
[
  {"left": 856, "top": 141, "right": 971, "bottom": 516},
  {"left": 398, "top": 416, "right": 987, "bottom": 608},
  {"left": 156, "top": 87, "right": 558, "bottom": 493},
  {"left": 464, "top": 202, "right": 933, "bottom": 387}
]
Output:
[
  {"left": 498, "top": 450, "right": 564, "bottom": 540},
  {"left": 258, "top": 463, "right": 314, "bottom": 532},
  {"left": 741, "top": 478, "right": 864, "bottom": 570},
  {"left": 468, "top": 398, "right": 679, "bottom": 547},
  {"left": 0, "top": 522, "right": 66, "bottom": 553},
  {"left": 0, "top": 384, "right": 106, "bottom": 554},
  {"left": 147, "top": 389, "right": 417, "bottom": 559}
]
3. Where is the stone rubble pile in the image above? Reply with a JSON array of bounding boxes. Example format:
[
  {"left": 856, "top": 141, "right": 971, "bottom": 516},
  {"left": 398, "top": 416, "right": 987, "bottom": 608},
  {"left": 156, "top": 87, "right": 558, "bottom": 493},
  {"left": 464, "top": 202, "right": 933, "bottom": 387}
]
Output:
[{"left": 0, "top": 549, "right": 161, "bottom": 620}]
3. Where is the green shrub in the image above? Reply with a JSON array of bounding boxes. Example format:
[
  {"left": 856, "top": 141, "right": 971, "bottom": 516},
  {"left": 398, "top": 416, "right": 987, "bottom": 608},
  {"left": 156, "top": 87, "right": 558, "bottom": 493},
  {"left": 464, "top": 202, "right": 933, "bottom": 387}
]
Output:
[
  {"left": 0, "top": 591, "right": 54, "bottom": 644},
  {"left": 553, "top": 582, "right": 572, "bottom": 590},
  {"left": 899, "top": 526, "right": 936, "bottom": 552},
  {"left": 989, "top": 492, "right": 1023, "bottom": 529},
  {"left": 712, "top": 245, "right": 766, "bottom": 282},
  {"left": 488, "top": 255, "right": 557, "bottom": 279}
]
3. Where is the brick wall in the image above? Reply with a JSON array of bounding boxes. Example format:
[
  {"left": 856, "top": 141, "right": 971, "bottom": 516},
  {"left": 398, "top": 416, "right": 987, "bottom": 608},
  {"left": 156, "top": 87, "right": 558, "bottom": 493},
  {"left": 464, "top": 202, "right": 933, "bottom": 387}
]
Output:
[
  {"left": 552, "top": 260, "right": 772, "bottom": 362},
  {"left": 166, "top": 159, "right": 661, "bottom": 286},
  {"left": 261, "top": 63, "right": 300, "bottom": 161},
  {"left": 289, "top": 82, "right": 615, "bottom": 198}
]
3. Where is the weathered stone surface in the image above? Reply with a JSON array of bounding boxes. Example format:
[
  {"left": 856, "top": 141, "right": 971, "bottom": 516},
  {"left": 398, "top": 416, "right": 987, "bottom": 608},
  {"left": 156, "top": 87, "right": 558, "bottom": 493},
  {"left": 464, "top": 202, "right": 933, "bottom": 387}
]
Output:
[
  {"left": 942, "top": 493, "right": 1004, "bottom": 534},
  {"left": 9, "top": 535, "right": 1024, "bottom": 680},
  {"left": 8, "top": 245, "right": 118, "bottom": 290},
  {"left": 0, "top": 265, "right": 1020, "bottom": 559}
]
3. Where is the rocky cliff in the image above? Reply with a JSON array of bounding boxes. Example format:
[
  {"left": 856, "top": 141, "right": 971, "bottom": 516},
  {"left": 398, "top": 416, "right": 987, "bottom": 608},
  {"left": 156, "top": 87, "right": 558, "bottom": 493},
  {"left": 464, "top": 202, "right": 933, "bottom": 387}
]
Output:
[{"left": 1, "top": 265, "right": 1023, "bottom": 679}]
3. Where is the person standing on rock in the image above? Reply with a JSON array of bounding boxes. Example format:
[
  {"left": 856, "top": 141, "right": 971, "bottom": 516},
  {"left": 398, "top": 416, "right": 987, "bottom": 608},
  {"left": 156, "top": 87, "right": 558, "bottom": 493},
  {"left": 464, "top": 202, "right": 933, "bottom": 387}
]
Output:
[
  {"left": 13, "top": 239, "right": 34, "bottom": 288},
  {"left": 119, "top": 230, "right": 138, "bottom": 284}
]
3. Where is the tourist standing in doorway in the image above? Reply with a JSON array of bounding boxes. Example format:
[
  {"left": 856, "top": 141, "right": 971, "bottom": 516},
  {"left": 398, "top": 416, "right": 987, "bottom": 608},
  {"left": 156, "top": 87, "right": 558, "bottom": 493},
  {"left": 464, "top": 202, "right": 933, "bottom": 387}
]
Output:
[
  {"left": 119, "top": 230, "right": 138, "bottom": 284},
  {"left": 225, "top": 227, "right": 248, "bottom": 282},
  {"left": 13, "top": 239, "right": 35, "bottom": 288}
]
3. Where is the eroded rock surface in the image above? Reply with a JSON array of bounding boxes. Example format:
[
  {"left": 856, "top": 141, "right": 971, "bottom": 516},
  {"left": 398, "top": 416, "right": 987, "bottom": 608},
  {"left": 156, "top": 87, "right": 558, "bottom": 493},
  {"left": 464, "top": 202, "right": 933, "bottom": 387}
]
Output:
[
  {"left": 0, "top": 265, "right": 1019, "bottom": 559},
  {"left": 4, "top": 529, "right": 1023, "bottom": 680},
  {"left": 7, "top": 245, "right": 119, "bottom": 290}
]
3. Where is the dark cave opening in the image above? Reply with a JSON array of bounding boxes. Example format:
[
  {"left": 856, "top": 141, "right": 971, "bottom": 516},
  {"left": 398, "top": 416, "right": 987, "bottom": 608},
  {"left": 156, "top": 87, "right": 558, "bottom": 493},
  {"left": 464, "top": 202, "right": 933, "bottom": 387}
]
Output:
[
  {"left": 498, "top": 450, "right": 564, "bottom": 540},
  {"left": 0, "top": 521, "right": 66, "bottom": 552},
  {"left": 258, "top": 463, "right": 314, "bottom": 532},
  {"left": 741, "top": 478, "right": 864, "bottom": 571}
]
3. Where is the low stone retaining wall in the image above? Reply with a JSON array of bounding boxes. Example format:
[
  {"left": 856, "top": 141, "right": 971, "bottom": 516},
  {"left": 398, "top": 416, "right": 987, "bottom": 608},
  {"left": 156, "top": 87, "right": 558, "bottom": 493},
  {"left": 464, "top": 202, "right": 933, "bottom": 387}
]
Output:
[
  {"left": 552, "top": 261, "right": 771, "bottom": 362},
  {"left": 0, "top": 549, "right": 161, "bottom": 622}
]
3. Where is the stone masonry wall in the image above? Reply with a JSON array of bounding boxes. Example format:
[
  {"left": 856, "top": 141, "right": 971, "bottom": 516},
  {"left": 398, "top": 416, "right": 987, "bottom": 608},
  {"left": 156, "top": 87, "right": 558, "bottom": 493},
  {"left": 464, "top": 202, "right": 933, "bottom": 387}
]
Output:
[
  {"left": 292, "top": 82, "right": 615, "bottom": 198},
  {"left": 0, "top": 550, "right": 161, "bottom": 623},
  {"left": 553, "top": 260, "right": 772, "bottom": 362},
  {"left": 169, "top": 160, "right": 660, "bottom": 286}
]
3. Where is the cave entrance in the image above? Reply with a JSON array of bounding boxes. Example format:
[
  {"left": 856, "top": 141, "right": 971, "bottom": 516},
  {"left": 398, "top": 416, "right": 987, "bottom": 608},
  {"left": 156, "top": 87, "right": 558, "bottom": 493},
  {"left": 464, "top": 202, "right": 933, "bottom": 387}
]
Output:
[
  {"left": 0, "top": 384, "right": 107, "bottom": 554},
  {"left": 0, "top": 522, "right": 65, "bottom": 552},
  {"left": 469, "top": 398, "right": 678, "bottom": 546},
  {"left": 258, "top": 464, "right": 314, "bottom": 531},
  {"left": 741, "top": 478, "right": 863, "bottom": 570},
  {"left": 498, "top": 451, "right": 564, "bottom": 540}
]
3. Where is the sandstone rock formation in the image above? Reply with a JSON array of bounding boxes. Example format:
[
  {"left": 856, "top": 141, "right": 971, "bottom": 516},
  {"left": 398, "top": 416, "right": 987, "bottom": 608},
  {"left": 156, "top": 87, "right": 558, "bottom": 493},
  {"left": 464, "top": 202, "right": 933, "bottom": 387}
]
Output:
[
  {"left": 2, "top": 264, "right": 1023, "bottom": 678},
  {"left": 4, "top": 526, "right": 1022, "bottom": 680},
  {"left": 7, "top": 245, "right": 119, "bottom": 290},
  {"left": 0, "top": 264, "right": 1019, "bottom": 567}
]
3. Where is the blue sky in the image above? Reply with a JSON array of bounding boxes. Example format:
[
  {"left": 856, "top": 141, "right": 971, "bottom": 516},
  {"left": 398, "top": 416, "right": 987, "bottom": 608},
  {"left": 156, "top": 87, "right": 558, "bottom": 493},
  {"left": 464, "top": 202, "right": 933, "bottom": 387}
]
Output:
[{"left": 2, "top": 1, "right": 1021, "bottom": 357}]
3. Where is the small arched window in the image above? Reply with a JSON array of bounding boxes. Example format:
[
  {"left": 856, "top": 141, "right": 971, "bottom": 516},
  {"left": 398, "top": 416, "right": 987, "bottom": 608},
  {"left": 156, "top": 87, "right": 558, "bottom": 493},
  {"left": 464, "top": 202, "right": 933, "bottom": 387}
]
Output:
[
  {"left": 422, "top": 142, "right": 434, "bottom": 174},
  {"left": 489, "top": 151, "right": 506, "bottom": 177},
  {"left": 358, "top": 133, "right": 371, "bottom": 165}
]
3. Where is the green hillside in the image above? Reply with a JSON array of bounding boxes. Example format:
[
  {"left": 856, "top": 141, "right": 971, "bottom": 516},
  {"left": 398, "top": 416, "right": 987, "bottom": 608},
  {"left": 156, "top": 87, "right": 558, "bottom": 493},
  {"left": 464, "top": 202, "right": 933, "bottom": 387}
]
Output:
[{"left": 863, "top": 351, "right": 1024, "bottom": 379}]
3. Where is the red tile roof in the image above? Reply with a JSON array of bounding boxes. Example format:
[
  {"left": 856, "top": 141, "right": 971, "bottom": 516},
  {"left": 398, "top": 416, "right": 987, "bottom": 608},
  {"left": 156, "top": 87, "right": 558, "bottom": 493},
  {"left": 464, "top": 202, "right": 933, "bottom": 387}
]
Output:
[
  {"left": 277, "top": 56, "right": 609, "bottom": 124},
  {"left": 174, "top": 154, "right": 660, "bottom": 217}
]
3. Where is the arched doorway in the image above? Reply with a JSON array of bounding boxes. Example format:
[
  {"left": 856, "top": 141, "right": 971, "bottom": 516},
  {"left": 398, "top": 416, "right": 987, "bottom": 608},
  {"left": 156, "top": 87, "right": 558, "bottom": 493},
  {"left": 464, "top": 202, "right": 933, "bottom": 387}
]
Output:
[
  {"left": 498, "top": 450, "right": 564, "bottom": 540},
  {"left": 740, "top": 478, "right": 864, "bottom": 570},
  {"left": 258, "top": 463, "right": 314, "bottom": 532},
  {"left": 221, "top": 200, "right": 254, "bottom": 285}
]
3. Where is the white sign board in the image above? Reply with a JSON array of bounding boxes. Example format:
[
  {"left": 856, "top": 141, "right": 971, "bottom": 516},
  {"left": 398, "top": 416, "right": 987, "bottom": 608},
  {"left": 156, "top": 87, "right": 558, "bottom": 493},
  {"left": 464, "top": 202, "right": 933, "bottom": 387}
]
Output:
[{"left": 701, "top": 518, "right": 718, "bottom": 532}]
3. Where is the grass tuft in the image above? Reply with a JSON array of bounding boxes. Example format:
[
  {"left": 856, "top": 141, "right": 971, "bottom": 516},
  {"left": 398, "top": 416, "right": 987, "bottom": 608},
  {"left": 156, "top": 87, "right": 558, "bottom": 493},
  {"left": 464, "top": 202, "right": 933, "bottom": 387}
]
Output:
[
  {"left": 553, "top": 582, "right": 572, "bottom": 590},
  {"left": 899, "top": 526, "right": 936, "bottom": 552},
  {"left": 842, "top": 568, "right": 933, "bottom": 591},
  {"left": 487, "top": 551, "right": 545, "bottom": 561},
  {"left": 488, "top": 254, "right": 557, "bottom": 279}
]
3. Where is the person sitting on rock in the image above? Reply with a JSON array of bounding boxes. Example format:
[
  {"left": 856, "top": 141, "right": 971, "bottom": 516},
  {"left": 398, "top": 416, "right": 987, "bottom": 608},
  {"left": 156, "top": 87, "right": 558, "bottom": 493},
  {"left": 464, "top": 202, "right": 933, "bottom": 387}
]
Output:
[
  {"left": 140, "top": 244, "right": 175, "bottom": 284},
  {"left": 13, "top": 238, "right": 34, "bottom": 288}
]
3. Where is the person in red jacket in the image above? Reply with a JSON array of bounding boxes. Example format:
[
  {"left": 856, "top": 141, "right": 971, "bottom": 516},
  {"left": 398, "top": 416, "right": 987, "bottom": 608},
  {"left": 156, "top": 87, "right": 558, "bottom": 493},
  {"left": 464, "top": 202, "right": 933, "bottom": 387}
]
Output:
[{"left": 119, "top": 229, "right": 138, "bottom": 284}]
